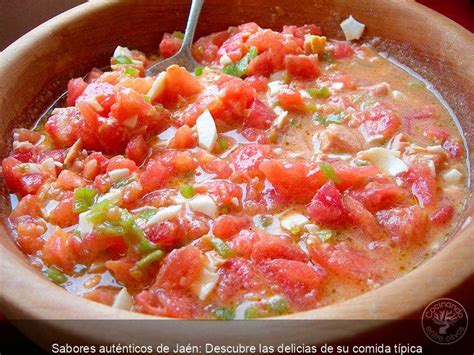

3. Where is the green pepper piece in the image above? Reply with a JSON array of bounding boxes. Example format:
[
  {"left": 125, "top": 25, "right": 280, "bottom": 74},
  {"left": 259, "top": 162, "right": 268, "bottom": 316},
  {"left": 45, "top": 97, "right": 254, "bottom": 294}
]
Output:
[
  {"left": 136, "top": 249, "right": 165, "bottom": 269},
  {"left": 46, "top": 267, "right": 67, "bottom": 285},
  {"left": 213, "top": 307, "right": 235, "bottom": 320},
  {"left": 319, "top": 162, "right": 341, "bottom": 184},
  {"left": 73, "top": 188, "right": 97, "bottom": 213},
  {"left": 210, "top": 237, "right": 233, "bottom": 259}
]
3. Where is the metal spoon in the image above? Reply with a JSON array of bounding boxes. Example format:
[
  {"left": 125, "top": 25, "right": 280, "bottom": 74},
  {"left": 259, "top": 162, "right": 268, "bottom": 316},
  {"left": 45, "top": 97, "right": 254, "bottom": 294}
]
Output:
[{"left": 145, "top": 0, "right": 204, "bottom": 76}]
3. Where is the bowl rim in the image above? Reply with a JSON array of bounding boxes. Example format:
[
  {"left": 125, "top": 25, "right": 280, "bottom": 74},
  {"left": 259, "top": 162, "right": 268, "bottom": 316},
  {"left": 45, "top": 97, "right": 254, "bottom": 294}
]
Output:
[{"left": 1, "top": 0, "right": 473, "bottom": 338}]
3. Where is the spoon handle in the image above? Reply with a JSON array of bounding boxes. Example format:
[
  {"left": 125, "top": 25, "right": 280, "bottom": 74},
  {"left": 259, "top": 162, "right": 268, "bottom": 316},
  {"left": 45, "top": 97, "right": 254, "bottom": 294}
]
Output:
[{"left": 181, "top": 0, "right": 205, "bottom": 55}]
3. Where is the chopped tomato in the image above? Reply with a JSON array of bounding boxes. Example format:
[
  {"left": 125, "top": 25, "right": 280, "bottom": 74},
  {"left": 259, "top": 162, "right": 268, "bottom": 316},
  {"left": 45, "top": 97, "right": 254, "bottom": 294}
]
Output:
[
  {"left": 107, "top": 155, "right": 138, "bottom": 173},
  {"left": 402, "top": 162, "right": 437, "bottom": 208},
  {"left": 126, "top": 135, "right": 148, "bottom": 166},
  {"left": 349, "top": 182, "right": 405, "bottom": 212},
  {"left": 193, "top": 30, "right": 230, "bottom": 64},
  {"left": 285, "top": 55, "right": 320, "bottom": 80},
  {"left": 307, "top": 182, "right": 345, "bottom": 227},
  {"left": 56, "top": 170, "right": 85, "bottom": 190},
  {"left": 240, "top": 128, "right": 270, "bottom": 144},
  {"left": 259, "top": 160, "right": 326, "bottom": 203},
  {"left": 41, "top": 228, "right": 80, "bottom": 273},
  {"left": 66, "top": 78, "right": 88, "bottom": 106},
  {"left": 356, "top": 104, "right": 401, "bottom": 141},
  {"left": 177, "top": 209, "right": 210, "bottom": 241},
  {"left": 153, "top": 245, "right": 203, "bottom": 290},
  {"left": 10, "top": 194, "right": 43, "bottom": 220},
  {"left": 105, "top": 256, "right": 156, "bottom": 290},
  {"left": 377, "top": 206, "right": 429, "bottom": 246},
  {"left": 157, "top": 65, "right": 202, "bottom": 106},
  {"left": 48, "top": 192, "right": 78, "bottom": 227},
  {"left": 247, "top": 52, "right": 274, "bottom": 77},
  {"left": 228, "top": 144, "right": 274, "bottom": 181},
  {"left": 195, "top": 180, "right": 242, "bottom": 207},
  {"left": 244, "top": 75, "right": 269, "bottom": 92},
  {"left": 258, "top": 259, "right": 324, "bottom": 307},
  {"left": 145, "top": 220, "right": 184, "bottom": 250},
  {"left": 79, "top": 234, "right": 128, "bottom": 264},
  {"left": 212, "top": 215, "right": 250, "bottom": 239},
  {"left": 244, "top": 99, "right": 276, "bottom": 129},
  {"left": 134, "top": 288, "right": 203, "bottom": 318},
  {"left": 83, "top": 287, "right": 119, "bottom": 306},
  {"left": 343, "top": 195, "right": 385, "bottom": 240},
  {"left": 275, "top": 88, "right": 306, "bottom": 112},
  {"left": 15, "top": 216, "right": 46, "bottom": 254},
  {"left": 423, "top": 127, "right": 449, "bottom": 143},
  {"left": 430, "top": 205, "right": 454, "bottom": 226},
  {"left": 195, "top": 150, "right": 233, "bottom": 179},
  {"left": 332, "top": 41, "right": 354, "bottom": 59},
  {"left": 2, "top": 157, "right": 48, "bottom": 196},
  {"left": 168, "top": 125, "right": 196, "bottom": 149},
  {"left": 251, "top": 236, "right": 309, "bottom": 263},
  {"left": 159, "top": 33, "right": 182, "bottom": 58},
  {"left": 443, "top": 139, "right": 463, "bottom": 160},
  {"left": 83, "top": 152, "right": 108, "bottom": 180},
  {"left": 334, "top": 164, "right": 380, "bottom": 191},
  {"left": 139, "top": 160, "right": 171, "bottom": 193},
  {"left": 308, "top": 242, "right": 378, "bottom": 280},
  {"left": 45, "top": 107, "right": 81, "bottom": 148}
]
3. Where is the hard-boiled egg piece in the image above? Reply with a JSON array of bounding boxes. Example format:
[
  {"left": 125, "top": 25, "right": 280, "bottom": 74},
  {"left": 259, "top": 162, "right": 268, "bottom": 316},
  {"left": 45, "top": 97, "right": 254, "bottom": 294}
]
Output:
[{"left": 195, "top": 110, "right": 218, "bottom": 151}]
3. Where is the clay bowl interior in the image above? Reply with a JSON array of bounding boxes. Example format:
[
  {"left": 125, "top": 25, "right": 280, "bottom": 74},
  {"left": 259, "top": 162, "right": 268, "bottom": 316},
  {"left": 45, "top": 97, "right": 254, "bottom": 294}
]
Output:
[{"left": 0, "top": 0, "right": 473, "bottom": 347}]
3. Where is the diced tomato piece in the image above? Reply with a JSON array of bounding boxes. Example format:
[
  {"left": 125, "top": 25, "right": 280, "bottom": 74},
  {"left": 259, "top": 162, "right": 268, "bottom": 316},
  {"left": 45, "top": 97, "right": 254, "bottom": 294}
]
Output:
[
  {"left": 247, "top": 52, "right": 275, "bottom": 77},
  {"left": 83, "top": 287, "right": 119, "bottom": 306},
  {"left": 244, "top": 99, "right": 276, "bottom": 129},
  {"left": 275, "top": 88, "right": 306, "bottom": 111},
  {"left": 56, "top": 170, "right": 85, "bottom": 190},
  {"left": 357, "top": 104, "right": 401, "bottom": 141},
  {"left": 2, "top": 157, "right": 48, "bottom": 196},
  {"left": 252, "top": 236, "right": 309, "bottom": 263},
  {"left": 193, "top": 30, "right": 230, "bottom": 64},
  {"left": 423, "top": 127, "right": 449, "bottom": 143},
  {"left": 157, "top": 65, "right": 202, "bottom": 106},
  {"left": 105, "top": 256, "right": 157, "bottom": 290},
  {"left": 45, "top": 107, "right": 81, "bottom": 148},
  {"left": 285, "top": 55, "right": 320, "bottom": 80},
  {"left": 195, "top": 180, "right": 242, "bottom": 207},
  {"left": 350, "top": 182, "right": 405, "bottom": 212},
  {"left": 168, "top": 125, "right": 196, "bottom": 149},
  {"left": 177, "top": 209, "right": 210, "bottom": 241},
  {"left": 83, "top": 152, "right": 108, "bottom": 180},
  {"left": 229, "top": 230, "right": 261, "bottom": 258},
  {"left": 404, "top": 106, "right": 437, "bottom": 121},
  {"left": 308, "top": 242, "right": 378, "bottom": 280},
  {"left": 13, "top": 128, "right": 42, "bottom": 145},
  {"left": 126, "top": 135, "right": 148, "bottom": 166},
  {"left": 134, "top": 288, "right": 203, "bottom": 319},
  {"left": 377, "top": 206, "right": 429, "bottom": 246},
  {"left": 139, "top": 160, "right": 171, "bottom": 193},
  {"left": 76, "top": 81, "right": 116, "bottom": 113},
  {"left": 244, "top": 75, "right": 269, "bottom": 92},
  {"left": 282, "top": 24, "right": 322, "bottom": 44},
  {"left": 195, "top": 150, "right": 233, "bottom": 179},
  {"left": 343, "top": 195, "right": 386, "bottom": 240},
  {"left": 259, "top": 160, "right": 326, "bottom": 203},
  {"left": 107, "top": 155, "right": 138, "bottom": 173},
  {"left": 258, "top": 259, "right": 324, "bottom": 307},
  {"left": 153, "top": 150, "right": 198, "bottom": 175},
  {"left": 41, "top": 228, "right": 80, "bottom": 273},
  {"left": 212, "top": 215, "right": 250, "bottom": 239},
  {"left": 332, "top": 41, "right": 354, "bottom": 59},
  {"left": 15, "top": 216, "right": 46, "bottom": 254},
  {"left": 48, "top": 192, "right": 79, "bottom": 228},
  {"left": 66, "top": 77, "right": 88, "bottom": 106},
  {"left": 159, "top": 33, "right": 182, "bottom": 58},
  {"left": 430, "top": 205, "right": 454, "bottom": 226},
  {"left": 402, "top": 162, "right": 437, "bottom": 208},
  {"left": 443, "top": 139, "right": 463, "bottom": 160},
  {"left": 210, "top": 77, "right": 256, "bottom": 126},
  {"left": 228, "top": 144, "right": 273, "bottom": 181},
  {"left": 307, "top": 182, "right": 345, "bottom": 227},
  {"left": 10, "top": 194, "right": 43, "bottom": 220},
  {"left": 240, "top": 128, "right": 270, "bottom": 144},
  {"left": 145, "top": 219, "right": 184, "bottom": 250},
  {"left": 153, "top": 245, "right": 203, "bottom": 290},
  {"left": 334, "top": 164, "right": 380, "bottom": 191},
  {"left": 215, "top": 258, "right": 266, "bottom": 304}
]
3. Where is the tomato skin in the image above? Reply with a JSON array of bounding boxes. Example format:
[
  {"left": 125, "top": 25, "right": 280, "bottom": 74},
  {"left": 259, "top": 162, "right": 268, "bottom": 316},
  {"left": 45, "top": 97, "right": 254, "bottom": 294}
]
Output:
[
  {"left": 349, "top": 182, "right": 405, "bottom": 212},
  {"left": 159, "top": 33, "right": 182, "bottom": 58},
  {"left": 275, "top": 88, "right": 306, "bottom": 112},
  {"left": 377, "top": 206, "right": 429, "bottom": 246},
  {"left": 285, "top": 55, "right": 320, "bottom": 80},
  {"left": 430, "top": 205, "right": 454, "bottom": 226},
  {"left": 258, "top": 259, "right": 324, "bottom": 307},
  {"left": 332, "top": 41, "right": 354, "bottom": 59},
  {"left": 153, "top": 245, "right": 203, "bottom": 290},
  {"left": 259, "top": 160, "right": 326, "bottom": 203},
  {"left": 126, "top": 135, "right": 148, "bottom": 166},
  {"left": 212, "top": 215, "right": 250, "bottom": 239},
  {"left": 307, "top": 182, "right": 345, "bottom": 227},
  {"left": 41, "top": 228, "right": 80, "bottom": 273},
  {"left": 244, "top": 99, "right": 276, "bottom": 129},
  {"left": 67, "top": 77, "right": 88, "bottom": 106},
  {"left": 308, "top": 242, "right": 378, "bottom": 280}
]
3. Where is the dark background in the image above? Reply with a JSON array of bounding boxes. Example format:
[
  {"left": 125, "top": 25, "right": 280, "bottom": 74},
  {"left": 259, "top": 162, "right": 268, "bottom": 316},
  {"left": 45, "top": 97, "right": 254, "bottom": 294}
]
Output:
[{"left": 0, "top": 0, "right": 473, "bottom": 354}]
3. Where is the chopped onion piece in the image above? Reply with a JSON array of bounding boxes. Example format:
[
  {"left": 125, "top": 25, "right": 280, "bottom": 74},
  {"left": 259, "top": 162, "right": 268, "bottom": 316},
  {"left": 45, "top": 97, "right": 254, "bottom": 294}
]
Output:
[
  {"left": 340, "top": 15, "right": 366, "bottom": 41},
  {"left": 97, "top": 189, "right": 122, "bottom": 204},
  {"left": 280, "top": 213, "right": 309, "bottom": 232},
  {"left": 78, "top": 211, "right": 93, "bottom": 236},
  {"left": 188, "top": 195, "right": 217, "bottom": 218},
  {"left": 358, "top": 147, "right": 408, "bottom": 176},
  {"left": 195, "top": 110, "right": 218, "bottom": 151},
  {"left": 108, "top": 168, "right": 130, "bottom": 183},
  {"left": 146, "top": 72, "right": 167, "bottom": 101},
  {"left": 191, "top": 263, "right": 219, "bottom": 301},
  {"left": 113, "top": 46, "right": 132, "bottom": 58},
  {"left": 145, "top": 205, "right": 182, "bottom": 228},
  {"left": 112, "top": 288, "right": 133, "bottom": 311},
  {"left": 442, "top": 168, "right": 463, "bottom": 184}
]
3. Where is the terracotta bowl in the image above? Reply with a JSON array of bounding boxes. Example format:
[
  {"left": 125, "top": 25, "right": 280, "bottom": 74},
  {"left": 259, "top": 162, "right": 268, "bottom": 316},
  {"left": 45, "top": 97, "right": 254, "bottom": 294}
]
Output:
[{"left": 0, "top": 0, "right": 473, "bottom": 348}]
